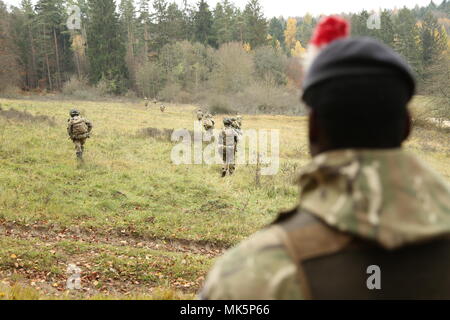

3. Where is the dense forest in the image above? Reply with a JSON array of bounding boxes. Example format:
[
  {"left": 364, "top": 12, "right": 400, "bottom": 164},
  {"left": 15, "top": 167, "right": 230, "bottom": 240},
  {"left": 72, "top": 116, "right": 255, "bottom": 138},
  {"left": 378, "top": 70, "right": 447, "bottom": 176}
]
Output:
[{"left": 0, "top": 0, "right": 449, "bottom": 115}]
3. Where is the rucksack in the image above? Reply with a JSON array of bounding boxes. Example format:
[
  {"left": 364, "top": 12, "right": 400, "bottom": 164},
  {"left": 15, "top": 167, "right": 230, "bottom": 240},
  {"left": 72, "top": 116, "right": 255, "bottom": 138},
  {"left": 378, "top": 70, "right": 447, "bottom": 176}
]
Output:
[
  {"left": 70, "top": 116, "right": 88, "bottom": 137},
  {"left": 203, "top": 118, "right": 214, "bottom": 130}
]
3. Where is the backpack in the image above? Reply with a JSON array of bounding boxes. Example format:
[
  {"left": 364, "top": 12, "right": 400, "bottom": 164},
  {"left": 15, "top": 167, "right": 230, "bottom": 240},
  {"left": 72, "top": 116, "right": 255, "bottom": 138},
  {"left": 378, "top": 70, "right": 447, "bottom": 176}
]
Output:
[
  {"left": 203, "top": 118, "right": 214, "bottom": 130},
  {"left": 70, "top": 116, "right": 88, "bottom": 137}
]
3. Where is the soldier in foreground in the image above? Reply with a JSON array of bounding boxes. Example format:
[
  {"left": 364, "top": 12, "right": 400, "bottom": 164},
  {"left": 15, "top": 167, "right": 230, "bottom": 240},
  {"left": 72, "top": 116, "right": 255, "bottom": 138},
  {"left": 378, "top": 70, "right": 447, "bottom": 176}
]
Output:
[
  {"left": 67, "top": 109, "right": 93, "bottom": 161},
  {"left": 199, "top": 34, "right": 450, "bottom": 298},
  {"left": 219, "top": 118, "right": 239, "bottom": 177}
]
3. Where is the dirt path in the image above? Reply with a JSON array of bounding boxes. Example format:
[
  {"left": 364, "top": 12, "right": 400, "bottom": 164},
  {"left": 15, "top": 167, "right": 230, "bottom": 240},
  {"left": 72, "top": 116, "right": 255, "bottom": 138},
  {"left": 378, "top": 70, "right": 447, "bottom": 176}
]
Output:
[
  {"left": 0, "top": 221, "right": 227, "bottom": 258},
  {"left": 0, "top": 221, "right": 227, "bottom": 298}
]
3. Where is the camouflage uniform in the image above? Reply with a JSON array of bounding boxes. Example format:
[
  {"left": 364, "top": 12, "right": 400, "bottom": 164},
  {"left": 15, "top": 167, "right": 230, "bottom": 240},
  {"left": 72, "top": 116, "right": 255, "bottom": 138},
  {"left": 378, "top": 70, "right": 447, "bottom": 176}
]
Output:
[
  {"left": 197, "top": 110, "right": 204, "bottom": 121},
  {"left": 203, "top": 114, "right": 215, "bottom": 131},
  {"left": 219, "top": 122, "right": 238, "bottom": 177},
  {"left": 67, "top": 115, "right": 93, "bottom": 160},
  {"left": 199, "top": 149, "right": 450, "bottom": 299},
  {"left": 230, "top": 117, "right": 242, "bottom": 136},
  {"left": 236, "top": 115, "right": 242, "bottom": 128}
]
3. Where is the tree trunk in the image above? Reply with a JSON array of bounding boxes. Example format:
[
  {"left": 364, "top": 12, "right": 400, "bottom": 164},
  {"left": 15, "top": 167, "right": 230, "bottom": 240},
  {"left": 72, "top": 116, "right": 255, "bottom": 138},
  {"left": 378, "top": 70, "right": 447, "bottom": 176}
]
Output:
[{"left": 53, "top": 28, "right": 62, "bottom": 89}]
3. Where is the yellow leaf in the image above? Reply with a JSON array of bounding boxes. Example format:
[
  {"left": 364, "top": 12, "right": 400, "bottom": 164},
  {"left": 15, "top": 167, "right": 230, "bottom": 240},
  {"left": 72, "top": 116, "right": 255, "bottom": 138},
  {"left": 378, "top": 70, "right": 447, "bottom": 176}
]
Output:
[{"left": 10, "top": 254, "right": 17, "bottom": 259}]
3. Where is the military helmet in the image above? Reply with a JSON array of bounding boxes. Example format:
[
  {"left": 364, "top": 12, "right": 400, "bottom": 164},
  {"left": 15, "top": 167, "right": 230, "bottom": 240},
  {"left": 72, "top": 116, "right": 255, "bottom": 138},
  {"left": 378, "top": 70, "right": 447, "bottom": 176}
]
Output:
[
  {"left": 70, "top": 109, "right": 80, "bottom": 117},
  {"left": 223, "top": 118, "right": 232, "bottom": 126}
]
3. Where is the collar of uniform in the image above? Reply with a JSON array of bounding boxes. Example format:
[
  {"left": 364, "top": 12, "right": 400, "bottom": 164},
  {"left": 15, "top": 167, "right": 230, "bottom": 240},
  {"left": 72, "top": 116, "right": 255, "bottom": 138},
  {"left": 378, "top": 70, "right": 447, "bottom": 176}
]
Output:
[{"left": 296, "top": 148, "right": 450, "bottom": 250}]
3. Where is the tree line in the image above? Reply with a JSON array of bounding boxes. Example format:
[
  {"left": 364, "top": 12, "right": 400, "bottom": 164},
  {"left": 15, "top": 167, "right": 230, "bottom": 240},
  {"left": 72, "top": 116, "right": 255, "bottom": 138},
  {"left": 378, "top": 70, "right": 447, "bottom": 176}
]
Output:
[{"left": 0, "top": 0, "right": 448, "bottom": 114}]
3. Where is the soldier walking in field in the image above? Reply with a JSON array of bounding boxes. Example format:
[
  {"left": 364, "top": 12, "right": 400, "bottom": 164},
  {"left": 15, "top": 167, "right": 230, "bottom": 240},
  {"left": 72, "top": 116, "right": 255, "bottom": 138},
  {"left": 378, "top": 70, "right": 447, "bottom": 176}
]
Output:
[
  {"left": 67, "top": 109, "right": 93, "bottom": 161},
  {"left": 200, "top": 17, "right": 450, "bottom": 300},
  {"left": 219, "top": 118, "right": 239, "bottom": 177},
  {"left": 144, "top": 97, "right": 149, "bottom": 107}
]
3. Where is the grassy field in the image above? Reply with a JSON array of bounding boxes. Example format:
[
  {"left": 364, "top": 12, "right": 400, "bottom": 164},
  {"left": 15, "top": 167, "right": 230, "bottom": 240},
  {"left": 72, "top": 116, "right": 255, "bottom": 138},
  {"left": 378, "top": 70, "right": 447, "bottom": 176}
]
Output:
[{"left": 0, "top": 96, "right": 449, "bottom": 299}]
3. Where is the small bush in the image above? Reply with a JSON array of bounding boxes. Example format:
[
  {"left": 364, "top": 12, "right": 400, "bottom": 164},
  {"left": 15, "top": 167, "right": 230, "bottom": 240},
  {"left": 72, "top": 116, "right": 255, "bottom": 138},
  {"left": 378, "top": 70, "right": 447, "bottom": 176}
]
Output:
[
  {"left": 0, "top": 108, "right": 56, "bottom": 126},
  {"left": 138, "top": 127, "right": 174, "bottom": 141},
  {"left": 62, "top": 76, "right": 107, "bottom": 100},
  {"left": 0, "top": 85, "right": 20, "bottom": 99},
  {"left": 207, "top": 94, "right": 236, "bottom": 115}
]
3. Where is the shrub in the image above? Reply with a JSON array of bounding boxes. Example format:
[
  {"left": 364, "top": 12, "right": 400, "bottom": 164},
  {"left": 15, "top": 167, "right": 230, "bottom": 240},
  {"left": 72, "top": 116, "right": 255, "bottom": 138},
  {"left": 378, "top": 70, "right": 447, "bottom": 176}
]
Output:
[
  {"left": 0, "top": 85, "right": 20, "bottom": 98},
  {"left": 135, "top": 61, "right": 166, "bottom": 99},
  {"left": 212, "top": 42, "right": 254, "bottom": 93}
]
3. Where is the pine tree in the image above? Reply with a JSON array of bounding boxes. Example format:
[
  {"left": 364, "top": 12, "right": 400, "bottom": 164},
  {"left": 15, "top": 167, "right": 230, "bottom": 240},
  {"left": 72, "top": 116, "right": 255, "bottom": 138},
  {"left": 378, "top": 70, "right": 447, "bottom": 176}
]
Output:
[
  {"left": 166, "top": 3, "right": 187, "bottom": 42},
  {"left": 268, "top": 17, "right": 285, "bottom": 48},
  {"left": 420, "top": 11, "right": 448, "bottom": 81},
  {"left": 376, "top": 10, "right": 395, "bottom": 47},
  {"left": 297, "top": 13, "right": 314, "bottom": 47},
  {"left": 393, "top": 8, "right": 423, "bottom": 76},
  {"left": 87, "top": 0, "right": 128, "bottom": 93},
  {"left": 151, "top": 0, "right": 170, "bottom": 51},
  {"left": 120, "top": 0, "right": 137, "bottom": 87},
  {"left": 0, "top": 1, "right": 22, "bottom": 89},
  {"left": 9, "top": 0, "right": 38, "bottom": 88},
  {"left": 35, "top": 0, "right": 73, "bottom": 90},
  {"left": 242, "top": 0, "right": 267, "bottom": 49},
  {"left": 212, "top": 0, "right": 237, "bottom": 46},
  {"left": 193, "top": 0, "right": 215, "bottom": 47}
]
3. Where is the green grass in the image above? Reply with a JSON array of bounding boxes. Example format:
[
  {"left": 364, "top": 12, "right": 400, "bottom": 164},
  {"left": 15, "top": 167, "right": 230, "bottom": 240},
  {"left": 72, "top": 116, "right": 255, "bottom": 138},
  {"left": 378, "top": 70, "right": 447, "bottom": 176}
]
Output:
[{"left": 0, "top": 97, "right": 448, "bottom": 299}]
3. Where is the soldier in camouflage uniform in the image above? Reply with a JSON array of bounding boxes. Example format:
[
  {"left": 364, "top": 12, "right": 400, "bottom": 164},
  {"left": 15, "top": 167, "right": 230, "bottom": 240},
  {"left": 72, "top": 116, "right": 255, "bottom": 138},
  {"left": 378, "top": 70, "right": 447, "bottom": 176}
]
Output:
[
  {"left": 199, "top": 38, "right": 450, "bottom": 299},
  {"left": 230, "top": 117, "right": 242, "bottom": 136},
  {"left": 236, "top": 114, "right": 242, "bottom": 128},
  {"left": 67, "top": 109, "right": 93, "bottom": 161},
  {"left": 144, "top": 97, "right": 149, "bottom": 107},
  {"left": 197, "top": 109, "right": 204, "bottom": 122},
  {"left": 219, "top": 118, "right": 239, "bottom": 177},
  {"left": 203, "top": 113, "right": 215, "bottom": 131}
]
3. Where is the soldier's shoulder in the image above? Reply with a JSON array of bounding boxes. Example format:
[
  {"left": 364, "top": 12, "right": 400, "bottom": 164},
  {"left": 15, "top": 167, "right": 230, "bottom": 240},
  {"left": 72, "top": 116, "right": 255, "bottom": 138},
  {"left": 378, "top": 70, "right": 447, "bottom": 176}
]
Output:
[{"left": 199, "top": 226, "right": 303, "bottom": 300}]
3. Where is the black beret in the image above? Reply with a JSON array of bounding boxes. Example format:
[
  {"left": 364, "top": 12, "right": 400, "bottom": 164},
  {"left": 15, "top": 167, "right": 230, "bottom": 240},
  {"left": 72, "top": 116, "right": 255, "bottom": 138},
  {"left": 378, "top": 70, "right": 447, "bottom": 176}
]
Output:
[{"left": 302, "top": 37, "right": 416, "bottom": 103}]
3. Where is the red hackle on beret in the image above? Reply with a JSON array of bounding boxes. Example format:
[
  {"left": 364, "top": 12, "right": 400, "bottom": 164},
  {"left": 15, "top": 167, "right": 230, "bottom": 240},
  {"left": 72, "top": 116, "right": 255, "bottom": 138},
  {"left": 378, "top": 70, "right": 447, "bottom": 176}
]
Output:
[{"left": 310, "top": 16, "right": 350, "bottom": 48}]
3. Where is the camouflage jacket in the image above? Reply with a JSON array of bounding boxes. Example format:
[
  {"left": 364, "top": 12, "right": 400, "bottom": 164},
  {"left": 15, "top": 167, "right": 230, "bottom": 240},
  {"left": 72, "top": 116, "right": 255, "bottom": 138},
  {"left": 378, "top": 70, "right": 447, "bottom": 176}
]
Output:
[
  {"left": 67, "top": 116, "right": 93, "bottom": 139},
  {"left": 219, "top": 127, "right": 238, "bottom": 148},
  {"left": 199, "top": 149, "right": 450, "bottom": 300}
]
